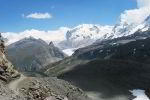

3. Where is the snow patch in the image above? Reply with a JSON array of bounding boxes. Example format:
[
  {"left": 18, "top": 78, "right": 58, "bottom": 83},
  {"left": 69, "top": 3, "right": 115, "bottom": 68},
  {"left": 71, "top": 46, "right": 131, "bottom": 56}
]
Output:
[
  {"left": 63, "top": 49, "right": 75, "bottom": 56},
  {"left": 131, "top": 89, "right": 150, "bottom": 100}
]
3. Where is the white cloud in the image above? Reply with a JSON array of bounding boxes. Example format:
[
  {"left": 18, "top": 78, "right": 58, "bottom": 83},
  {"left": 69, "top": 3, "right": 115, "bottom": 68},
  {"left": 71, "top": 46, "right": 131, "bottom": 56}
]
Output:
[
  {"left": 137, "top": 0, "right": 150, "bottom": 8},
  {"left": 119, "top": 0, "right": 150, "bottom": 25},
  {"left": 25, "top": 13, "right": 52, "bottom": 19},
  {"left": 2, "top": 27, "right": 70, "bottom": 45},
  {"left": 120, "top": 7, "right": 150, "bottom": 25}
]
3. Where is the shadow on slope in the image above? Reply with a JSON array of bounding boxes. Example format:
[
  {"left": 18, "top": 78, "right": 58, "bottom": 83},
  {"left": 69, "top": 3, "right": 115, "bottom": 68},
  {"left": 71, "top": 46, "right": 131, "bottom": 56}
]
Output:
[{"left": 58, "top": 59, "right": 150, "bottom": 99}]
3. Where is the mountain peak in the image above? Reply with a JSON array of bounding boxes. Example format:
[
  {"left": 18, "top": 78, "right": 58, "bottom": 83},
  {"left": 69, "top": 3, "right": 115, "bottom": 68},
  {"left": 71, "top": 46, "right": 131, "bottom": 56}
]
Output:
[
  {"left": 60, "top": 24, "right": 113, "bottom": 49},
  {"left": 49, "top": 41, "right": 54, "bottom": 46},
  {"left": 6, "top": 38, "right": 66, "bottom": 71},
  {"left": 24, "top": 36, "right": 36, "bottom": 40}
]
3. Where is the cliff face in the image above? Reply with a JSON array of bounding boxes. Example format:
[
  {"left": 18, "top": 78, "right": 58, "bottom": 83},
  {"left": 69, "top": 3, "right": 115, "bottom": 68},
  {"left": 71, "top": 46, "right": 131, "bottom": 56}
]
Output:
[{"left": 0, "top": 34, "right": 20, "bottom": 82}]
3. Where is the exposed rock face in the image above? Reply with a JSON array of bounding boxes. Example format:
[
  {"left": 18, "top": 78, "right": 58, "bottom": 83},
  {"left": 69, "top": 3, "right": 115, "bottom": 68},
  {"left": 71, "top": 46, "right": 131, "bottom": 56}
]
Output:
[
  {"left": 6, "top": 37, "right": 67, "bottom": 71},
  {"left": 0, "top": 34, "right": 20, "bottom": 82}
]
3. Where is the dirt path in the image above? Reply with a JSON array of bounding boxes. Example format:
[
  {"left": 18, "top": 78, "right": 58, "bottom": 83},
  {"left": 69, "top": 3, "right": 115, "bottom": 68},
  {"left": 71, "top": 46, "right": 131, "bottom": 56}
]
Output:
[{"left": 8, "top": 74, "right": 27, "bottom": 95}]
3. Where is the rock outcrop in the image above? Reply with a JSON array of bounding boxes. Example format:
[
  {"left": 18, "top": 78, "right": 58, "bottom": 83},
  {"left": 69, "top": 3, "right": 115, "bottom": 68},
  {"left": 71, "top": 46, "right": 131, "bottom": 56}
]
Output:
[
  {"left": 0, "top": 34, "right": 20, "bottom": 82},
  {"left": 145, "top": 89, "right": 150, "bottom": 99}
]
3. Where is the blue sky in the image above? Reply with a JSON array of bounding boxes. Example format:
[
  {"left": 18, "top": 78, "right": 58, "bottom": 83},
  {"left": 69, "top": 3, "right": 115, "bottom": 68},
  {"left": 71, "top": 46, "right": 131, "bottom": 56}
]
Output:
[{"left": 0, "top": 0, "right": 137, "bottom": 32}]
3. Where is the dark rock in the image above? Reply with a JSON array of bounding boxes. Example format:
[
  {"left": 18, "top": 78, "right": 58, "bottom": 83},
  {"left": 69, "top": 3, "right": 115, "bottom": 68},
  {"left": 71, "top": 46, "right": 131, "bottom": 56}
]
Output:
[
  {"left": 0, "top": 66, "right": 4, "bottom": 74},
  {"left": 145, "top": 89, "right": 150, "bottom": 99},
  {"left": 0, "top": 75, "right": 7, "bottom": 82}
]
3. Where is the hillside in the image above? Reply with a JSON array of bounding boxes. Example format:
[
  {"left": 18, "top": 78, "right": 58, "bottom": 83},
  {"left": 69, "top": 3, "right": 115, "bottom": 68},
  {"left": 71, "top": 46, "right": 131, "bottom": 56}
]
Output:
[
  {"left": 44, "top": 29, "right": 150, "bottom": 76},
  {"left": 43, "top": 30, "right": 150, "bottom": 100},
  {"left": 58, "top": 59, "right": 150, "bottom": 99},
  {"left": 6, "top": 37, "right": 67, "bottom": 72}
]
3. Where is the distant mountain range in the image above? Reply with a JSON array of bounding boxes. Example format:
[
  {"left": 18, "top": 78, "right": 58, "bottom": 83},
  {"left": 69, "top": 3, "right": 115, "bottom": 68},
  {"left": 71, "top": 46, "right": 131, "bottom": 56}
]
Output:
[
  {"left": 5, "top": 14, "right": 150, "bottom": 73},
  {"left": 44, "top": 28, "right": 150, "bottom": 76},
  {"left": 58, "top": 15, "right": 150, "bottom": 55},
  {"left": 4, "top": 13, "right": 150, "bottom": 74},
  {"left": 3, "top": 15, "right": 150, "bottom": 57}
]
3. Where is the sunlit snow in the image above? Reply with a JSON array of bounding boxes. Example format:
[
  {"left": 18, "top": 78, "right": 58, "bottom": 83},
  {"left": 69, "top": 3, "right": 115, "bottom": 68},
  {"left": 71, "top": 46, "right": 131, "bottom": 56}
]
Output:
[{"left": 131, "top": 89, "right": 149, "bottom": 100}]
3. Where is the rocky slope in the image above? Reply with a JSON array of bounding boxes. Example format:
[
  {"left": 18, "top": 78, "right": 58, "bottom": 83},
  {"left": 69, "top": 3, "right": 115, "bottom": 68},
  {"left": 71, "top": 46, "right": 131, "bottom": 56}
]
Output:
[
  {"left": 0, "top": 34, "right": 24, "bottom": 100},
  {"left": 0, "top": 34, "right": 91, "bottom": 100},
  {"left": 18, "top": 77, "right": 90, "bottom": 100},
  {"left": 6, "top": 37, "right": 67, "bottom": 72},
  {"left": 0, "top": 35, "right": 20, "bottom": 82}
]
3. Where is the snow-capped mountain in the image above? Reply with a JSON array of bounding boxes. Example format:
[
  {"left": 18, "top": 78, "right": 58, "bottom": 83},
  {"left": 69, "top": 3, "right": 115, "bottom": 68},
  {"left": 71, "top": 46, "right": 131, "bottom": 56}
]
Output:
[
  {"left": 112, "top": 22, "right": 136, "bottom": 38},
  {"left": 56, "top": 15, "right": 150, "bottom": 56},
  {"left": 130, "top": 15, "right": 150, "bottom": 34},
  {"left": 66, "top": 24, "right": 113, "bottom": 41},
  {"left": 111, "top": 15, "right": 150, "bottom": 38},
  {"left": 57, "top": 24, "right": 113, "bottom": 50},
  {"left": 58, "top": 15, "right": 150, "bottom": 56}
]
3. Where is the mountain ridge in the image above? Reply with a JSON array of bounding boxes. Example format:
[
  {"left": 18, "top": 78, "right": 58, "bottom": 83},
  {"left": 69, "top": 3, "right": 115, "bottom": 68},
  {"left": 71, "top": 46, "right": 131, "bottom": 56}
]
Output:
[{"left": 6, "top": 37, "right": 67, "bottom": 72}]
